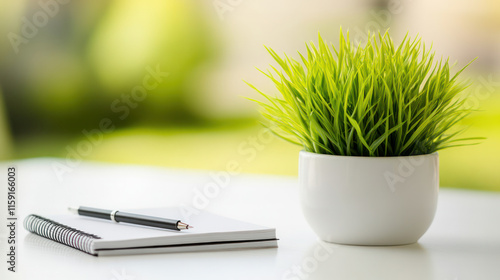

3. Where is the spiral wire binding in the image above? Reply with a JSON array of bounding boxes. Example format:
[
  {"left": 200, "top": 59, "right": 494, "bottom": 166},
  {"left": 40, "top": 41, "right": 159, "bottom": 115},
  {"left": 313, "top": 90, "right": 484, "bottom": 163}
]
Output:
[{"left": 24, "top": 214, "right": 102, "bottom": 255}]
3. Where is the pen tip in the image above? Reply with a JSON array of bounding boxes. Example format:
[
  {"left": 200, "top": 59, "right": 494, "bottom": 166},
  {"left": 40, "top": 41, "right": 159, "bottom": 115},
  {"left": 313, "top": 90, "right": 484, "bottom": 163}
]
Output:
[
  {"left": 177, "top": 222, "right": 192, "bottom": 230},
  {"left": 68, "top": 207, "right": 78, "bottom": 214}
]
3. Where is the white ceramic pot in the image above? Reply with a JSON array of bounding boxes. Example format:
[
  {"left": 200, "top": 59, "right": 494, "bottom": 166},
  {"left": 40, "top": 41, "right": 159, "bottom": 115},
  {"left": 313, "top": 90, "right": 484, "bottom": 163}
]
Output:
[{"left": 298, "top": 151, "right": 439, "bottom": 245}]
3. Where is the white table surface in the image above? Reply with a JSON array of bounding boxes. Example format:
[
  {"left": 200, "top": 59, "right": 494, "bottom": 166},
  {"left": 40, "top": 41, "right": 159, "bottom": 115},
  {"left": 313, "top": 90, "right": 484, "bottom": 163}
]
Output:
[{"left": 1, "top": 158, "right": 500, "bottom": 280}]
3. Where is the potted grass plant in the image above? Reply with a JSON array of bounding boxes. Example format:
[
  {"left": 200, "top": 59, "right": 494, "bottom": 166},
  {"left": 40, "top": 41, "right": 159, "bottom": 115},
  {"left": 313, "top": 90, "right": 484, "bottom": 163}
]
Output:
[{"left": 248, "top": 29, "right": 478, "bottom": 245}]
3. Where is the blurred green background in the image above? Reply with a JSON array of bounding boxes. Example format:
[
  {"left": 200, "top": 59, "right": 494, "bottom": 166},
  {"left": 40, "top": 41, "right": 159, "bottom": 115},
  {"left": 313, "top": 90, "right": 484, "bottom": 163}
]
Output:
[{"left": 0, "top": 0, "right": 499, "bottom": 191}]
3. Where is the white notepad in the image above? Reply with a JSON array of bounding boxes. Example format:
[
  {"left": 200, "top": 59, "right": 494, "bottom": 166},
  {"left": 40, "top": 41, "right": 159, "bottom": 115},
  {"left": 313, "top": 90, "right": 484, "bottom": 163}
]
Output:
[{"left": 24, "top": 208, "right": 278, "bottom": 256}]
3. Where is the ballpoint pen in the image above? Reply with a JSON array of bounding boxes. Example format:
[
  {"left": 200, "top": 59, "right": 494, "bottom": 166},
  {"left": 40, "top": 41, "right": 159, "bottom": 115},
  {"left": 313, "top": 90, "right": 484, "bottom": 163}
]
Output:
[{"left": 68, "top": 206, "right": 192, "bottom": 231}]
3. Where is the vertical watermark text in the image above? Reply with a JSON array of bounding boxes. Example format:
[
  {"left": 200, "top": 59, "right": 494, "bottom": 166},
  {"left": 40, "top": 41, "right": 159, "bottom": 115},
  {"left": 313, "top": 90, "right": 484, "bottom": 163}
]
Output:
[{"left": 6, "top": 166, "right": 17, "bottom": 273}]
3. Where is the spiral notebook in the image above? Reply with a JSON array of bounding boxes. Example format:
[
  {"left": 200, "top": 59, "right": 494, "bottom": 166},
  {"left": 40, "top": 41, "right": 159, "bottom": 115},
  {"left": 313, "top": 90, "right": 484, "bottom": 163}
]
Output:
[{"left": 24, "top": 207, "right": 277, "bottom": 256}]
